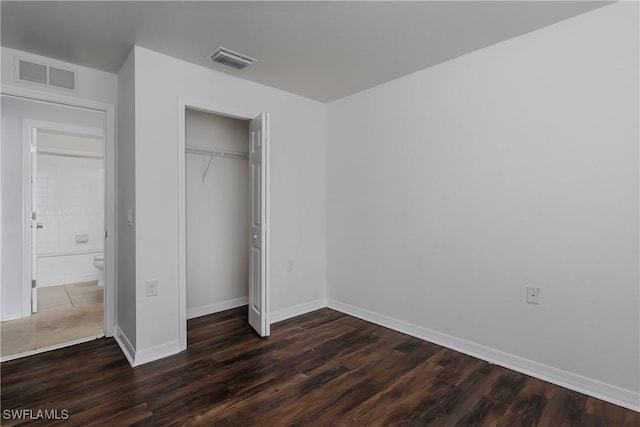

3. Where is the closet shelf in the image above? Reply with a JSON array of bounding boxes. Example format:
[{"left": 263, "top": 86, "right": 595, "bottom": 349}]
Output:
[{"left": 185, "top": 144, "right": 249, "bottom": 182}]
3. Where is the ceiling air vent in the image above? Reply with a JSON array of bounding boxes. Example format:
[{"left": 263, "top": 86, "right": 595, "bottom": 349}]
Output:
[
  {"left": 208, "top": 47, "right": 257, "bottom": 70},
  {"left": 15, "top": 58, "right": 77, "bottom": 91}
]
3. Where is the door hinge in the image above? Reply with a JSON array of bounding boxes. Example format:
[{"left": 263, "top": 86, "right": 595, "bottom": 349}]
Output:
[
  {"left": 32, "top": 212, "right": 36, "bottom": 220},
  {"left": 32, "top": 280, "right": 36, "bottom": 289}
]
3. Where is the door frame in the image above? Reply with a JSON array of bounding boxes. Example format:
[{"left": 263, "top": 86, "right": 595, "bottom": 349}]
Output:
[
  {"left": 2, "top": 84, "right": 117, "bottom": 337},
  {"left": 177, "top": 97, "right": 270, "bottom": 351},
  {"left": 23, "top": 119, "right": 104, "bottom": 315}
]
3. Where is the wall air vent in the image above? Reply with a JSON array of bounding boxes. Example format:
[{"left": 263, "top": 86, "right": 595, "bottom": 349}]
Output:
[
  {"left": 15, "top": 57, "right": 77, "bottom": 91},
  {"left": 208, "top": 47, "right": 257, "bottom": 70},
  {"left": 18, "top": 60, "right": 48, "bottom": 85},
  {"left": 48, "top": 67, "right": 76, "bottom": 90}
]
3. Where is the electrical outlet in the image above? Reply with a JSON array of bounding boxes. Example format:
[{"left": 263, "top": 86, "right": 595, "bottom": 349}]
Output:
[
  {"left": 146, "top": 279, "right": 158, "bottom": 297},
  {"left": 527, "top": 286, "right": 540, "bottom": 304},
  {"left": 287, "top": 260, "right": 294, "bottom": 271}
]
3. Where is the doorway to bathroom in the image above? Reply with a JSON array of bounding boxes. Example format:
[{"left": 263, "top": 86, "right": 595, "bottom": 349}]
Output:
[
  {"left": 0, "top": 92, "right": 114, "bottom": 361},
  {"left": 2, "top": 124, "right": 105, "bottom": 359},
  {"left": 29, "top": 125, "right": 106, "bottom": 307}
]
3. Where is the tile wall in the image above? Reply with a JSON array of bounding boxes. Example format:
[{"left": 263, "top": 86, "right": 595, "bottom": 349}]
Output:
[{"left": 36, "top": 153, "right": 104, "bottom": 286}]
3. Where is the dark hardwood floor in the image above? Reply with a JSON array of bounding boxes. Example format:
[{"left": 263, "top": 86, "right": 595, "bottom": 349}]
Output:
[{"left": 1, "top": 307, "right": 638, "bottom": 426}]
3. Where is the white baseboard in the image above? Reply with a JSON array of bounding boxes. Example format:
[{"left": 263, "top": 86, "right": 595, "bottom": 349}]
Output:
[
  {"left": 1, "top": 313, "right": 23, "bottom": 322},
  {"left": 114, "top": 325, "right": 181, "bottom": 367},
  {"left": 114, "top": 297, "right": 325, "bottom": 367},
  {"left": 270, "top": 298, "right": 327, "bottom": 324},
  {"left": 133, "top": 339, "right": 181, "bottom": 367},
  {"left": 39, "top": 273, "right": 99, "bottom": 287},
  {"left": 114, "top": 325, "right": 135, "bottom": 366},
  {"left": 327, "top": 299, "right": 640, "bottom": 412},
  {"left": 187, "top": 296, "right": 248, "bottom": 320}
]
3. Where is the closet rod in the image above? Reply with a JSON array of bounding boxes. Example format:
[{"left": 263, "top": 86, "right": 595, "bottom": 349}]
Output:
[
  {"left": 185, "top": 144, "right": 249, "bottom": 160},
  {"left": 186, "top": 144, "right": 249, "bottom": 182}
]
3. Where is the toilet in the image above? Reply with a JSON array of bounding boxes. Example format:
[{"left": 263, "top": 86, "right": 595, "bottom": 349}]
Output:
[{"left": 93, "top": 254, "right": 105, "bottom": 286}]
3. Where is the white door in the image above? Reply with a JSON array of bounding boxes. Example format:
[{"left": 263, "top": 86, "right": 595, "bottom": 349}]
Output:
[
  {"left": 30, "top": 128, "right": 39, "bottom": 313},
  {"left": 248, "top": 113, "right": 270, "bottom": 337}
]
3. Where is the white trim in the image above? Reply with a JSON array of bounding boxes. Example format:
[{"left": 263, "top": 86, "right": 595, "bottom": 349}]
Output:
[
  {"left": 132, "top": 340, "right": 181, "bottom": 367},
  {"left": 1, "top": 84, "right": 117, "bottom": 338},
  {"left": 270, "top": 298, "right": 327, "bottom": 324},
  {"left": 38, "top": 249, "right": 103, "bottom": 258},
  {"left": 187, "top": 297, "right": 248, "bottom": 320},
  {"left": 20, "top": 116, "right": 31, "bottom": 317},
  {"left": 0, "top": 333, "right": 103, "bottom": 363},
  {"left": 36, "top": 147, "right": 104, "bottom": 159},
  {"left": 114, "top": 325, "right": 135, "bottom": 366},
  {"left": 38, "top": 274, "right": 99, "bottom": 288},
  {"left": 327, "top": 299, "right": 640, "bottom": 412},
  {"left": 177, "top": 96, "right": 263, "bottom": 352},
  {"left": 2, "top": 84, "right": 108, "bottom": 112},
  {"left": 177, "top": 98, "right": 186, "bottom": 351},
  {"left": 24, "top": 119, "right": 103, "bottom": 138},
  {"left": 264, "top": 113, "right": 271, "bottom": 333},
  {"left": 1, "top": 313, "right": 23, "bottom": 322},
  {"left": 179, "top": 97, "right": 258, "bottom": 121}
]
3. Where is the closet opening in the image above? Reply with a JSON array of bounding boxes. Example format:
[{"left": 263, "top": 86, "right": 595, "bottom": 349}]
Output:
[
  {"left": 186, "top": 109, "right": 250, "bottom": 321},
  {"left": 178, "top": 101, "right": 270, "bottom": 349}
]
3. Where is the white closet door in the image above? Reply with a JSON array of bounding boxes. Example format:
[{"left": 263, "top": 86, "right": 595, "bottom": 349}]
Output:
[{"left": 248, "top": 113, "right": 270, "bottom": 337}]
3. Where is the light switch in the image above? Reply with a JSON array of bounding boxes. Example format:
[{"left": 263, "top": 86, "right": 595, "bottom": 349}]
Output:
[{"left": 146, "top": 280, "right": 158, "bottom": 297}]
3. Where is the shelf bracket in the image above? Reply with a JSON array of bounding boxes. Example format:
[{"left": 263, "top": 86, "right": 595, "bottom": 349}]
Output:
[{"left": 202, "top": 155, "right": 214, "bottom": 183}]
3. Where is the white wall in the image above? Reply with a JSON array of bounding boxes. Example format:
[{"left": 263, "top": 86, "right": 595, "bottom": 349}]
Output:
[
  {"left": 38, "top": 254, "right": 100, "bottom": 286},
  {"left": 186, "top": 110, "right": 249, "bottom": 315},
  {"left": 132, "top": 46, "right": 326, "bottom": 352},
  {"left": 116, "top": 50, "right": 136, "bottom": 346},
  {"left": 327, "top": 1, "right": 639, "bottom": 399},
  {"left": 37, "top": 131, "right": 103, "bottom": 154}
]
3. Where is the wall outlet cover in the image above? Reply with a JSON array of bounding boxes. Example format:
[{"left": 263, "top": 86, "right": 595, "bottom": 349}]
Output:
[{"left": 527, "top": 286, "right": 540, "bottom": 304}]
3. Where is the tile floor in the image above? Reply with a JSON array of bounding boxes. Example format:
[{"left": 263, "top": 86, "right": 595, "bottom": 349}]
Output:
[{"left": 0, "top": 281, "right": 103, "bottom": 358}]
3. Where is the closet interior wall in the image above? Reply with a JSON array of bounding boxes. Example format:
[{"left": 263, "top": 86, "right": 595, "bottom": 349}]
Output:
[{"left": 185, "top": 109, "right": 250, "bottom": 318}]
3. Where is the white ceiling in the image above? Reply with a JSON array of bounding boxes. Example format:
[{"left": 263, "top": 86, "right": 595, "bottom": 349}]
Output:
[{"left": 1, "top": 1, "right": 610, "bottom": 102}]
